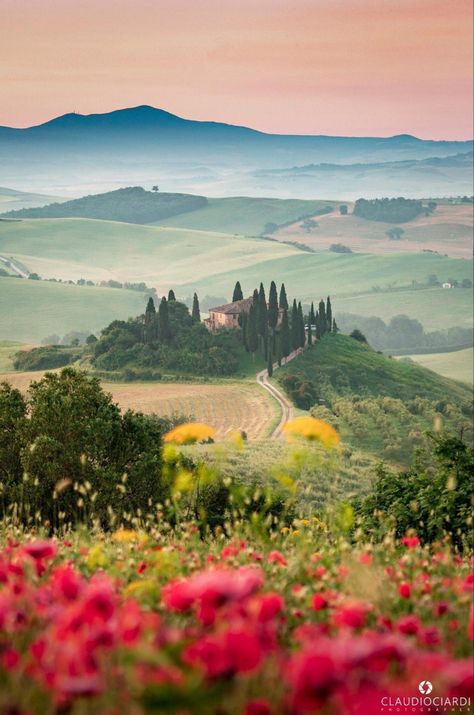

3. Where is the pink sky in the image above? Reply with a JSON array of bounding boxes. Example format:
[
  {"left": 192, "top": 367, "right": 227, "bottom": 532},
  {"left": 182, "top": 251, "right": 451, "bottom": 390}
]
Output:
[{"left": 1, "top": 0, "right": 472, "bottom": 138}]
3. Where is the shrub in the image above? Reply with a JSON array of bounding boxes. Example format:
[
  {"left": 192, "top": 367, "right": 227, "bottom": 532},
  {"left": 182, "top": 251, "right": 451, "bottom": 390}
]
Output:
[{"left": 13, "top": 346, "right": 78, "bottom": 371}]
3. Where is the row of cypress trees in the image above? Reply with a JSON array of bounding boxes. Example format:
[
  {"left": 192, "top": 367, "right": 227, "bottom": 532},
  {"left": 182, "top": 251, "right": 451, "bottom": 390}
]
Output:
[
  {"left": 233, "top": 280, "right": 336, "bottom": 368},
  {"left": 143, "top": 290, "right": 201, "bottom": 344}
]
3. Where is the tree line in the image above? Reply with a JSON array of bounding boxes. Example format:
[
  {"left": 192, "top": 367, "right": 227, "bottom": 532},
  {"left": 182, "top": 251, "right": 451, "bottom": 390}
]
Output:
[{"left": 230, "top": 280, "right": 336, "bottom": 374}]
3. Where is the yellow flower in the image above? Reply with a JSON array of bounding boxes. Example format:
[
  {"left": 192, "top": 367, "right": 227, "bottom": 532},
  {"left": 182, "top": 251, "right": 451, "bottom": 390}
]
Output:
[
  {"left": 124, "top": 579, "right": 156, "bottom": 598},
  {"left": 282, "top": 417, "right": 340, "bottom": 447},
  {"left": 164, "top": 422, "right": 216, "bottom": 445},
  {"left": 112, "top": 529, "right": 140, "bottom": 544},
  {"left": 86, "top": 544, "right": 108, "bottom": 570}
]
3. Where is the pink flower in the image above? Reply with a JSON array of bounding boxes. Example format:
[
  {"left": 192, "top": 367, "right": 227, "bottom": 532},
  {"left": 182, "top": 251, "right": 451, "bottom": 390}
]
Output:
[
  {"left": 334, "top": 604, "right": 367, "bottom": 629},
  {"left": 23, "top": 541, "right": 57, "bottom": 561},
  {"left": 267, "top": 551, "right": 287, "bottom": 567},
  {"left": 397, "top": 614, "right": 420, "bottom": 635},
  {"left": 256, "top": 592, "right": 284, "bottom": 622},
  {"left": 311, "top": 593, "right": 328, "bottom": 611},
  {"left": 163, "top": 567, "right": 264, "bottom": 624},
  {"left": 398, "top": 582, "right": 411, "bottom": 599},
  {"left": 401, "top": 536, "right": 420, "bottom": 549},
  {"left": 246, "top": 699, "right": 272, "bottom": 715}
]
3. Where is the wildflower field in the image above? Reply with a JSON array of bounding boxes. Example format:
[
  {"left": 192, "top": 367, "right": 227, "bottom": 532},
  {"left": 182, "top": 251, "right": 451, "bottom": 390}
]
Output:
[
  {"left": 1, "top": 527, "right": 472, "bottom": 714},
  {"left": 0, "top": 380, "right": 472, "bottom": 714}
]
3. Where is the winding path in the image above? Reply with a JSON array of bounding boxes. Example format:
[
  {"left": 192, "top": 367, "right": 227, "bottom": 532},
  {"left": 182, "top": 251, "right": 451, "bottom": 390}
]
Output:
[{"left": 256, "top": 348, "right": 303, "bottom": 439}]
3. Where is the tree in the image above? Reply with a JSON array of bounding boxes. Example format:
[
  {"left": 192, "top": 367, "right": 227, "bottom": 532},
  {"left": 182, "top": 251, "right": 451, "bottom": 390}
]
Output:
[
  {"left": 297, "top": 302, "right": 305, "bottom": 348},
  {"left": 158, "top": 297, "right": 171, "bottom": 340},
  {"left": 386, "top": 227, "right": 404, "bottom": 241},
  {"left": 326, "top": 296, "right": 332, "bottom": 333},
  {"left": 291, "top": 300, "right": 299, "bottom": 351},
  {"left": 267, "top": 344, "right": 273, "bottom": 378},
  {"left": 145, "top": 297, "right": 156, "bottom": 324},
  {"left": 232, "top": 281, "right": 244, "bottom": 302},
  {"left": 339, "top": 204, "right": 348, "bottom": 215},
  {"left": 192, "top": 293, "right": 201, "bottom": 322},
  {"left": 318, "top": 299, "right": 326, "bottom": 337},
  {"left": 279, "top": 283, "right": 289, "bottom": 310},
  {"left": 315, "top": 310, "right": 321, "bottom": 339},
  {"left": 268, "top": 281, "right": 279, "bottom": 329},
  {"left": 145, "top": 296, "right": 157, "bottom": 344},
  {"left": 2, "top": 369, "right": 167, "bottom": 528},
  {"left": 332, "top": 319, "right": 339, "bottom": 333},
  {"left": 246, "top": 304, "right": 258, "bottom": 358},
  {"left": 257, "top": 283, "right": 268, "bottom": 338},
  {"left": 280, "top": 309, "right": 291, "bottom": 359},
  {"left": 86, "top": 334, "right": 98, "bottom": 345},
  {"left": 252, "top": 288, "right": 259, "bottom": 305},
  {"left": 0, "top": 381, "right": 27, "bottom": 488},
  {"left": 307, "top": 319, "right": 313, "bottom": 346},
  {"left": 350, "top": 329, "right": 368, "bottom": 343},
  {"left": 301, "top": 218, "right": 318, "bottom": 232},
  {"left": 427, "top": 274, "right": 439, "bottom": 287},
  {"left": 168, "top": 289, "right": 176, "bottom": 301},
  {"left": 152, "top": 185, "right": 159, "bottom": 192}
]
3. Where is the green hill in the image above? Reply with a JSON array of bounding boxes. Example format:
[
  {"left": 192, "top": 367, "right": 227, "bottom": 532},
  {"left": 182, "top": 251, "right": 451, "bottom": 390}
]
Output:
[
  {"left": 1, "top": 187, "right": 208, "bottom": 224},
  {"left": 276, "top": 333, "right": 472, "bottom": 465},
  {"left": 0, "top": 277, "right": 145, "bottom": 343},
  {"left": 153, "top": 197, "right": 336, "bottom": 236}
]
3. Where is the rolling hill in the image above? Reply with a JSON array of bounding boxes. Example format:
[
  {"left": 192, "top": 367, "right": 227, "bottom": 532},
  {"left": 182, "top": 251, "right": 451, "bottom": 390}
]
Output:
[
  {"left": 276, "top": 333, "right": 472, "bottom": 465},
  {"left": 0, "top": 216, "right": 471, "bottom": 341},
  {"left": 0, "top": 277, "right": 145, "bottom": 343},
  {"left": 0, "top": 187, "right": 66, "bottom": 211},
  {"left": 2, "top": 187, "right": 208, "bottom": 224},
  {"left": 275, "top": 201, "right": 474, "bottom": 258},
  {"left": 1, "top": 106, "right": 472, "bottom": 198}
]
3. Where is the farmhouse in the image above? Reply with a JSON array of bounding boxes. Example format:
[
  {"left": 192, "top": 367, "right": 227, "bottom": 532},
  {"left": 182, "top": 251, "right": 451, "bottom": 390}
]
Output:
[{"left": 205, "top": 297, "right": 253, "bottom": 331}]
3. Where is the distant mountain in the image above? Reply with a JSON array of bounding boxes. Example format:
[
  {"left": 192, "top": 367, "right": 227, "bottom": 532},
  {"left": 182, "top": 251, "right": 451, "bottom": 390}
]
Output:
[
  {"left": 1, "top": 105, "right": 472, "bottom": 198},
  {"left": 1, "top": 187, "right": 208, "bottom": 224}
]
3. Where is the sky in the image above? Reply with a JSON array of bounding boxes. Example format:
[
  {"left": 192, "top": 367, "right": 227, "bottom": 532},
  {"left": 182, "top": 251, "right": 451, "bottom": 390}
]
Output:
[{"left": 1, "top": 0, "right": 472, "bottom": 138}]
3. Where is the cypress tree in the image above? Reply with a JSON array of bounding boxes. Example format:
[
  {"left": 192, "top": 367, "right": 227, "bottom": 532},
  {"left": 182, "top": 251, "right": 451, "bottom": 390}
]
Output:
[
  {"left": 267, "top": 344, "right": 273, "bottom": 378},
  {"left": 257, "top": 283, "right": 268, "bottom": 338},
  {"left": 307, "top": 319, "right": 313, "bottom": 346},
  {"left": 318, "top": 299, "right": 326, "bottom": 336},
  {"left": 232, "top": 281, "right": 244, "bottom": 302},
  {"left": 315, "top": 310, "right": 321, "bottom": 340},
  {"left": 158, "top": 297, "right": 171, "bottom": 341},
  {"left": 326, "top": 296, "right": 332, "bottom": 333},
  {"left": 192, "top": 293, "right": 201, "bottom": 322},
  {"left": 279, "top": 283, "right": 289, "bottom": 310},
  {"left": 144, "top": 297, "right": 156, "bottom": 344},
  {"left": 309, "top": 302, "right": 315, "bottom": 327},
  {"left": 276, "top": 332, "right": 282, "bottom": 367},
  {"left": 252, "top": 288, "right": 259, "bottom": 305},
  {"left": 280, "top": 309, "right": 291, "bottom": 359},
  {"left": 291, "top": 299, "right": 299, "bottom": 351},
  {"left": 240, "top": 312, "right": 249, "bottom": 350},
  {"left": 246, "top": 304, "right": 258, "bottom": 358},
  {"left": 268, "top": 280, "right": 279, "bottom": 329},
  {"left": 145, "top": 297, "right": 156, "bottom": 325},
  {"left": 167, "top": 289, "right": 176, "bottom": 301},
  {"left": 332, "top": 318, "right": 339, "bottom": 333},
  {"left": 297, "top": 301, "right": 305, "bottom": 348}
]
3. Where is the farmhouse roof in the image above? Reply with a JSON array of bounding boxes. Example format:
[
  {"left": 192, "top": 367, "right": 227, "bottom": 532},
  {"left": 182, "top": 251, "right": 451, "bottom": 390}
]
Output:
[{"left": 208, "top": 297, "right": 253, "bottom": 314}]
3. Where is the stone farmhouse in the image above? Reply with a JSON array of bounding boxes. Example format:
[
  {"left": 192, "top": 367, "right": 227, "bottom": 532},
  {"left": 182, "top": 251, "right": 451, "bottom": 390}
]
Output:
[
  {"left": 205, "top": 296, "right": 284, "bottom": 332},
  {"left": 205, "top": 297, "right": 253, "bottom": 331}
]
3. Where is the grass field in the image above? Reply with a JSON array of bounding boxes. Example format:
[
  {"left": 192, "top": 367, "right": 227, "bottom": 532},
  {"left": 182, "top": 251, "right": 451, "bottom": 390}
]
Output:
[
  {"left": 0, "top": 277, "right": 145, "bottom": 343},
  {"left": 0, "top": 218, "right": 298, "bottom": 287},
  {"left": 0, "top": 368, "right": 279, "bottom": 440},
  {"left": 276, "top": 203, "right": 473, "bottom": 258},
  {"left": 397, "top": 347, "right": 473, "bottom": 384},
  {"left": 335, "top": 287, "right": 473, "bottom": 330},
  {"left": 154, "top": 197, "right": 336, "bottom": 236},
  {"left": 0, "top": 217, "right": 471, "bottom": 343}
]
